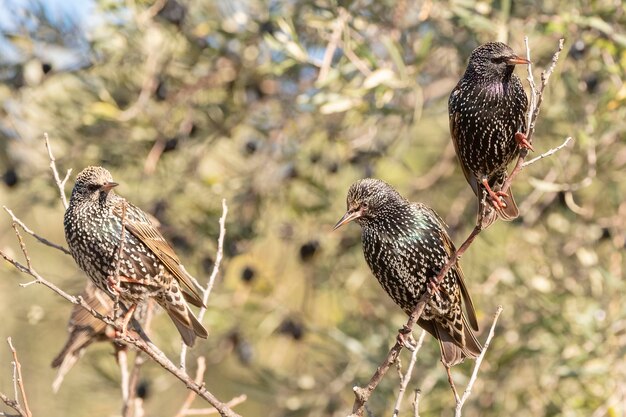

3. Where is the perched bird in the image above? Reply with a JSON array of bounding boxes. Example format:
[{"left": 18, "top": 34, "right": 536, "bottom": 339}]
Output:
[
  {"left": 334, "top": 179, "right": 482, "bottom": 366},
  {"left": 449, "top": 42, "right": 530, "bottom": 228},
  {"left": 64, "top": 166, "right": 208, "bottom": 346},
  {"left": 51, "top": 282, "right": 119, "bottom": 392}
]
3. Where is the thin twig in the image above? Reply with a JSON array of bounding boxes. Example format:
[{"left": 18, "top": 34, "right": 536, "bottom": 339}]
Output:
[
  {"left": 446, "top": 365, "right": 460, "bottom": 403},
  {"left": 3, "top": 207, "right": 71, "bottom": 255},
  {"left": 174, "top": 357, "right": 207, "bottom": 417},
  {"left": 180, "top": 199, "right": 228, "bottom": 369},
  {"left": 6, "top": 339, "right": 31, "bottom": 417},
  {"left": 44, "top": 133, "right": 71, "bottom": 210},
  {"left": 412, "top": 389, "right": 421, "bottom": 417},
  {"left": 522, "top": 137, "right": 573, "bottom": 168},
  {"left": 180, "top": 395, "right": 248, "bottom": 416},
  {"left": 10, "top": 225, "right": 32, "bottom": 273},
  {"left": 454, "top": 306, "right": 504, "bottom": 417},
  {"left": 0, "top": 389, "right": 26, "bottom": 417},
  {"left": 392, "top": 330, "right": 426, "bottom": 417}
]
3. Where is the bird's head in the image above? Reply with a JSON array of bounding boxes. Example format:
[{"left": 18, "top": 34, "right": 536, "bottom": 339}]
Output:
[
  {"left": 466, "top": 42, "right": 530, "bottom": 83},
  {"left": 333, "top": 178, "right": 403, "bottom": 230},
  {"left": 70, "top": 166, "right": 119, "bottom": 205}
]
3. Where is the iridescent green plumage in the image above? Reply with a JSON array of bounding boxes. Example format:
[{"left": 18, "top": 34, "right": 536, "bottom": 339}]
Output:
[{"left": 335, "top": 179, "right": 482, "bottom": 366}]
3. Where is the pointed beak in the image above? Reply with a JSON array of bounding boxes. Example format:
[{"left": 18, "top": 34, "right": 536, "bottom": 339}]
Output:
[
  {"left": 506, "top": 55, "right": 531, "bottom": 65},
  {"left": 100, "top": 181, "right": 119, "bottom": 193},
  {"left": 333, "top": 209, "right": 362, "bottom": 231}
]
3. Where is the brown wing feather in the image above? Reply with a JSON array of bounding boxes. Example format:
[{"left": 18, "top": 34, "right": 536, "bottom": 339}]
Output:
[
  {"left": 114, "top": 201, "right": 205, "bottom": 308},
  {"left": 450, "top": 107, "right": 479, "bottom": 197},
  {"left": 423, "top": 205, "right": 480, "bottom": 332}
]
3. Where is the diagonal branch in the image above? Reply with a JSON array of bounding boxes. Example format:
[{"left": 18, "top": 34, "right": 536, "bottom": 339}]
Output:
[
  {"left": 454, "top": 306, "right": 503, "bottom": 416},
  {"left": 392, "top": 330, "right": 426, "bottom": 417},
  {"left": 180, "top": 199, "right": 229, "bottom": 369}
]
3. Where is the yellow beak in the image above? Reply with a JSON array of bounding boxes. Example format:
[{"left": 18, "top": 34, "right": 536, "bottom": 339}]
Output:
[{"left": 333, "top": 210, "right": 362, "bottom": 230}]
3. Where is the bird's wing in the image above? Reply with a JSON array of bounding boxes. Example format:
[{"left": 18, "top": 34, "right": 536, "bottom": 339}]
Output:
[
  {"left": 419, "top": 204, "right": 479, "bottom": 331},
  {"left": 114, "top": 201, "right": 205, "bottom": 308},
  {"left": 449, "top": 88, "right": 479, "bottom": 197}
]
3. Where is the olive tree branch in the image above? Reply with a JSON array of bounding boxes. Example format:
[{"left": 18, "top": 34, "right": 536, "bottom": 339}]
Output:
[
  {"left": 44, "top": 133, "right": 71, "bottom": 210},
  {"left": 0, "top": 338, "right": 31, "bottom": 417},
  {"left": 454, "top": 305, "right": 503, "bottom": 416},
  {"left": 392, "top": 330, "right": 426, "bottom": 417},
  {"left": 180, "top": 199, "right": 228, "bottom": 370}
]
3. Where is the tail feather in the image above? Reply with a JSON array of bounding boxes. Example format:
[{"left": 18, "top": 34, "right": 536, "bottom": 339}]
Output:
[
  {"left": 477, "top": 181, "right": 519, "bottom": 229},
  {"left": 163, "top": 302, "right": 208, "bottom": 347},
  {"left": 419, "top": 316, "right": 483, "bottom": 367}
]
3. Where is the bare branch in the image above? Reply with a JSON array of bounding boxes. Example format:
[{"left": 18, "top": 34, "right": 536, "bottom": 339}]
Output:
[
  {"left": 181, "top": 199, "right": 228, "bottom": 369},
  {"left": 5, "top": 338, "right": 31, "bottom": 417},
  {"left": 3, "top": 207, "right": 71, "bottom": 255},
  {"left": 412, "top": 389, "right": 421, "bottom": 417},
  {"left": 522, "top": 137, "right": 573, "bottom": 168},
  {"left": 44, "top": 133, "right": 71, "bottom": 210},
  {"left": 392, "top": 330, "right": 426, "bottom": 417},
  {"left": 180, "top": 395, "right": 248, "bottom": 416},
  {"left": 10, "top": 225, "right": 32, "bottom": 272},
  {"left": 174, "top": 357, "right": 208, "bottom": 417},
  {"left": 454, "top": 306, "right": 504, "bottom": 417}
]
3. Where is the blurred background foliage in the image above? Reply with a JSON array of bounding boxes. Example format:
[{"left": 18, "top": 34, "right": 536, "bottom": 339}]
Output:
[{"left": 0, "top": 0, "right": 625, "bottom": 416}]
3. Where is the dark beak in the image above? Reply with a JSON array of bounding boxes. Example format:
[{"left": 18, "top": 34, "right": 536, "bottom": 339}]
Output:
[
  {"left": 333, "top": 209, "right": 362, "bottom": 231},
  {"left": 100, "top": 181, "right": 119, "bottom": 193},
  {"left": 506, "top": 55, "right": 531, "bottom": 65}
]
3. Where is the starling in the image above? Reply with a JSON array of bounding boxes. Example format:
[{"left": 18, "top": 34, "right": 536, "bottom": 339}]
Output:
[
  {"left": 64, "top": 166, "right": 208, "bottom": 346},
  {"left": 51, "top": 282, "right": 118, "bottom": 392},
  {"left": 334, "top": 179, "right": 481, "bottom": 366},
  {"left": 449, "top": 42, "right": 530, "bottom": 228}
]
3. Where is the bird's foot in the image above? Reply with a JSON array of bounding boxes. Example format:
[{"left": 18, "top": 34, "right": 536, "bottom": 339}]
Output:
[
  {"left": 397, "top": 325, "right": 417, "bottom": 351},
  {"left": 481, "top": 179, "right": 509, "bottom": 210},
  {"left": 115, "top": 304, "right": 136, "bottom": 340},
  {"left": 427, "top": 278, "right": 441, "bottom": 297},
  {"left": 515, "top": 132, "right": 534, "bottom": 152},
  {"left": 106, "top": 275, "right": 128, "bottom": 296}
]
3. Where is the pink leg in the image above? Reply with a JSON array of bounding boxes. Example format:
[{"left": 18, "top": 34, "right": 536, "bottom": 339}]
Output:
[
  {"left": 515, "top": 132, "right": 534, "bottom": 152},
  {"left": 481, "top": 179, "right": 509, "bottom": 210}
]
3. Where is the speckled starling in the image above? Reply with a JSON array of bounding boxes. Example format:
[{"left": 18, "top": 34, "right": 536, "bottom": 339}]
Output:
[
  {"left": 64, "top": 166, "right": 208, "bottom": 346},
  {"left": 334, "top": 179, "right": 481, "bottom": 366},
  {"left": 51, "top": 282, "right": 117, "bottom": 392},
  {"left": 449, "top": 42, "right": 530, "bottom": 228}
]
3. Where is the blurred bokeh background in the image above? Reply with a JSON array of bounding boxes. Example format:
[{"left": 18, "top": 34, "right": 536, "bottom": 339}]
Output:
[{"left": 0, "top": 0, "right": 624, "bottom": 416}]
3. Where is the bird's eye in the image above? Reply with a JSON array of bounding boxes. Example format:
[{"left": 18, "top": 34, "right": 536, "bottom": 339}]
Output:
[
  {"left": 362, "top": 202, "right": 369, "bottom": 210},
  {"left": 491, "top": 56, "right": 506, "bottom": 64},
  {"left": 87, "top": 184, "right": 100, "bottom": 192}
]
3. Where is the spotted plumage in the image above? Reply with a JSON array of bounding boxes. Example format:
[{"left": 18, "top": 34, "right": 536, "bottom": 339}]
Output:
[
  {"left": 449, "top": 42, "right": 529, "bottom": 228},
  {"left": 64, "top": 166, "right": 208, "bottom": 346},
  {"left": 335, "top": 179, "right": 482, "bottom": 366}
]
